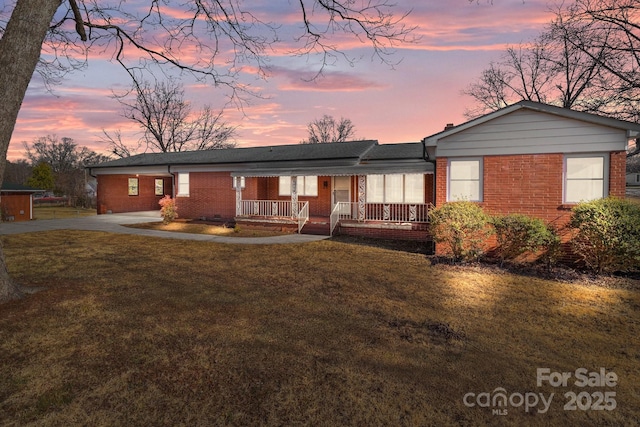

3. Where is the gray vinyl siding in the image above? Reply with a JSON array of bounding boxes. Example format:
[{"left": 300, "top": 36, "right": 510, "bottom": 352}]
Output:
[{"left": 437, "top": 109, "right": 628, "bottom": 157}]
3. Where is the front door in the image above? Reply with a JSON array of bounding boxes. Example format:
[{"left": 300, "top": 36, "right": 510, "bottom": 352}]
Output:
[{"left": 332, "top": 176, "right": 351, "bottom": 214}]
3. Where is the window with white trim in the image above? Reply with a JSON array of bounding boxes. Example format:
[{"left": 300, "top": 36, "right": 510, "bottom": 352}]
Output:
[
  {"left": 366, "top": 174, "right": 424, "bottom": 203},
  {"left": 128, "top": 178, "right": 139, "bottom": 196},
  {"left": 232, "top": 177, "right": 245, "bottom": 189},
  {"left": 564, "top": 154, "right": 607, "bottom": 203},
  {"left": 278, "top": 176, "right": 318, "bottom": 196},
  {"left": 155, "top": 179, "right": 164, "bottom": 196},
  {"left": 448, "top": 159, "right": 482, "bottom": 202},
  {"left": 177, "top": 173, "right": 189, "bottom": 196}
]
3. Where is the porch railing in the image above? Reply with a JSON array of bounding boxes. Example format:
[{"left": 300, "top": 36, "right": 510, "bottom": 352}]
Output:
[
  {"left": 330, "top": 202, "right": 431, "bottom": 236},
  {"left": 238, "top": 200, "right": 307, "bottom": 218},
  {"left": 238, "top": 200, "right": 309, "bottom": 233},
  {"left": 298, "top": 202, "right": 309, "bottom": 234}
]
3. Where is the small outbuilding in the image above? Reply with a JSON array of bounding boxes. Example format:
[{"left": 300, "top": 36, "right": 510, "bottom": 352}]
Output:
[{"left": 0, "top": 183, "right": 42, "bottom": 222}]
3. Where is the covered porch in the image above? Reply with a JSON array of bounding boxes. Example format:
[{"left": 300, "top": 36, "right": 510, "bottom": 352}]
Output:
[{"left": 232, "top": 173, "right": 434, "bottom": 237}]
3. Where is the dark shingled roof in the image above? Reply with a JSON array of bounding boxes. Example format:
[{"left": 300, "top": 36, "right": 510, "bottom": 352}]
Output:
[
  {"left": 1, "top": 183, "right": 42, "bottom": 192},
  {"left": 90, "top": 140, "right": 379, "bottom": 168},
  {"left": 363, "top": 142, "right": 424, "bottom": 161}
]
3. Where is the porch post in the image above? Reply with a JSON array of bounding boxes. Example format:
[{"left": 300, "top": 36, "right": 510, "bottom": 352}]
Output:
[
  {"left": 358, "top": 175, "right": 366, "bottom": 221},
  {"left": 235, "top": 176, "right": 243, "bottom": 216},
  {"left": 291, "top": 176, "right": 298, "bottom": 218}
]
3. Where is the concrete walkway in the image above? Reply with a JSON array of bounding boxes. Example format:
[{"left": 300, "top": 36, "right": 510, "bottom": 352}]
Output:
[{"left": 0, "top": 211, "right": 329, "bottom": 245}]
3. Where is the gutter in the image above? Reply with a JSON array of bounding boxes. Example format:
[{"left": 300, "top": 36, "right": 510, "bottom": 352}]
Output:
[{"left": 168, "top": 165, "right": 177, "bottom": 198}]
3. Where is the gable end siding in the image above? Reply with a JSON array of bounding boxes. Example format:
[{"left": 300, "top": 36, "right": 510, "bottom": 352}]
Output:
[{"left": 437, "top": 109, "right": 628, "bottom": 157}]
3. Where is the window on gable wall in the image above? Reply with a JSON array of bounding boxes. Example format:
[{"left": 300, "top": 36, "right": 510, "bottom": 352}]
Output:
[
  {"left": 155, "top": 179, "right": 164, "bottom": 196},
  {"left": 366, "top": 174, "right": 424, "bottom": 203},
  {"left": 177, "top": 173, "right": 190, "bottom": 197},
  {"left": 278, "top": 176, "right": 318, "bottom": 196},
  {"left": 564, "top": 154, "right": 607, "bottom": 204},
  {"left": 448, "top": 159, "right": 482, "bottom": 202},
  {"left": 128, "top": 178, "right": 139, "bottom": 196}
]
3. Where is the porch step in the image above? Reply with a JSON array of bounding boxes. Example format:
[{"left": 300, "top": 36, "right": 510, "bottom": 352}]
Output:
[{"left": 301, "top": 218, "right": 331, "bottom": 236}]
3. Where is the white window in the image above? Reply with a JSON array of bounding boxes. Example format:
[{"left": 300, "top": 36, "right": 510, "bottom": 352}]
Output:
[
  {"left": 564, "top": 155, "right": 607, "bottom": 203},
  {"left": 279, "top": 176, "right": 318, "bottom": 196},
  {"left": 366, "top": 174, "right": 424, "bottom": 203},
  {"left": 232, "top": 177, "right": 245, "bottom": 189},
  {"left": 448, "top": 159, "right": 482, "bottom": 202},
  {"left": 177, "top": 173, "right": 189, "bottom": 197}
]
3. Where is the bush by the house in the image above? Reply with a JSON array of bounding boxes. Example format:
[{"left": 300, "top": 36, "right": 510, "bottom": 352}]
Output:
[
  {"left": 428, "top": 201, "right": 491, "bottom": 262},
  {"left": 569, "top": 197, "right": 640, "bottom": 274},
  {"left": 491, "top": 214, "right": 561, "bottom": 267},
  {"left": 159, "top": 196, "right": 178, "bottom": 224}
]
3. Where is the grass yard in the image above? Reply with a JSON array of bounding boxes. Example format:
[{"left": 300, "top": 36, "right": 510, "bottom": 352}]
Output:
[
  {"left": 125, "top": 220, "right": 288, "bottom": 237},
  {"left": 33, "top": 206, "right": 96, "bottom": 220},
  {"left": 0, "top": 231, "right": 639, "bottom": 426}
]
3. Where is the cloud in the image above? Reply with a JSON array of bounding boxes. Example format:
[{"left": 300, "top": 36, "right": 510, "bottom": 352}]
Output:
[{"left": 269, "top": 66, "right": 388, "bottom": 92}]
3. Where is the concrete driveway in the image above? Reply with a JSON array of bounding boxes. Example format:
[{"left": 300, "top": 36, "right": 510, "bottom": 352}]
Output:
[{"left": 0, "top": 211, "right": 328, "bottom": 244}]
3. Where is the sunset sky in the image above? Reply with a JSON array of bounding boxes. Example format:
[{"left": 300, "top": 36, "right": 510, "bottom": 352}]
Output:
[{"left": 6, "top": 1, "right": 555, "bottom": 161}]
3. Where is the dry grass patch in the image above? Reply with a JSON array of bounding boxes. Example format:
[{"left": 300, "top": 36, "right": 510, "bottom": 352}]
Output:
[
  {"left": 125, "top": 220, "right": 288, "bottom": 237},
  {"left": 33, "top": 206, "right": 96, "bottom": 220},
  {"left": 0, "top": 231, "right": 639, "bottom": 426}
]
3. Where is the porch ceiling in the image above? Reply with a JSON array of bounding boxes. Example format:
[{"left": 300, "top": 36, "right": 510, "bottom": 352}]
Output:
[{"left": 230, "top": 162, "right": 434, "bottom": 177}]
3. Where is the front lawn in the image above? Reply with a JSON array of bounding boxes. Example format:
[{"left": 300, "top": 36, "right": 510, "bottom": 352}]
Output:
[
  {"left": 0, "top": 231, "right": 638, "bottom": 426},
  {"left": 33, "top": 206, "right": 96, "bottom": 220}
]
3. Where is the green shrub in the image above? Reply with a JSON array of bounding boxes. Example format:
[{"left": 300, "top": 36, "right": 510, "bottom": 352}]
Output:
[
  {"left": 491, "top": 214, "right": 561, "bottom": 267},
  {"left": 428, "top": 201, "right": 491, "bottom": 262},
  {"left": 569, "top": 197, "right": 640, "bottom": 274}
]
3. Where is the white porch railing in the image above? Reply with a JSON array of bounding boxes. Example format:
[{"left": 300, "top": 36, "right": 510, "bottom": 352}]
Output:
[
  {"left": 298, "top": 202, "right": 309, "bottom": 234},
  {"left": 330, "top": 202, "right": 431, "bottom": 235},
  {"left": 238, "top": 200, "right": 309, "bottom": 233},
  {"left": 238, "top": 200, "right": 307, "bottom": 218}
]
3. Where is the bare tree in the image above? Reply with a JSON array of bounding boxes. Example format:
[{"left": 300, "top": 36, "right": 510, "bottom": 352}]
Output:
[
  {"left": 301, "top": 115, "right": 357, "bottom": 144},
  {"left": 555, "top": 0, "right": 640, "bottom": 121},
  {"left": 0, "top": 0, "right": 415, "bottom": 301},
  {"left": 24, "top": 135, "right": 110, "bottom": 204},
  {"left": 3, "top": 159, "right": 32, "bottom": 185},
  {"left": 464, "top": 0, "right": 638, "bottom": 120},
  {"left": 105, "top": 79, "right": 237, "bottom": 156}
]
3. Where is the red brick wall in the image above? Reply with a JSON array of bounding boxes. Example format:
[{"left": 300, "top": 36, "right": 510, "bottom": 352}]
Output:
[
  {"left": 97, "top": 175, "right": 172, "bottom": 214},
  {"left": 434, "top": 151, "right": 627, "bottom": 254},
  {"left": 338, "top": 222, "right": 431, "bottom": 241},
  {"left": 609, "top": 151, "right": 627, "bottom": 198},
  {"left": 177, "top": 172, "right": 255, "bottom": 220}
]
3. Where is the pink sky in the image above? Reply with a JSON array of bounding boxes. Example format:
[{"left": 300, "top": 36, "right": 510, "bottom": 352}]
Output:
[{"left": 6, "top": 1, "right": 554, "bottom": 161}]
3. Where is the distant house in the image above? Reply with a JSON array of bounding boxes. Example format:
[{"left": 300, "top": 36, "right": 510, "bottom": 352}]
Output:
[
  {"left": 0, "top": 183, "right": 42, "bottom": 222},
  {"left": 88, "top": 101, "right": 640, "bottom": 242},
  {"left": 627, "top": 152, "right": 640, "bottom": 186}
]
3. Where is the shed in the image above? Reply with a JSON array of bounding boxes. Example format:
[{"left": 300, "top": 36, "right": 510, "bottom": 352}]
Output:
[{"left": 0, "top": 183, "right": 42, "bottom": 221}]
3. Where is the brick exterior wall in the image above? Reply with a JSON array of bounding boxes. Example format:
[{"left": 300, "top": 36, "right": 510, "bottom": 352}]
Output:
[
  {"left": 434, "top": 151, "right": 627, "bottom": 255},
  {"left": 97, "top": 175, "right": 172, "bottom": 214},
  {"left": 338, "top": 222, "right": 431, "bottom": 241},
  {"left": 177, "top": 172, "right": 256, "bottom": 220},
  {"left": 609, "top": 151, "right": 627, "bottom": 198}
]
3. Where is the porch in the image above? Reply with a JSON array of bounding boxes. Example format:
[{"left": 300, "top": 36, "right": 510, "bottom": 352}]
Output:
[
  {"left": 235, "top": 199, "right": 432, "bottom": 237},
  {"left": 232, "top": 172, "right": 434, "bottom": 238}
]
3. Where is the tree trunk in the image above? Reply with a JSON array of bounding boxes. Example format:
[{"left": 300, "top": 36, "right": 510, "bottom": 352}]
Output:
[{"left": 0, "top": 0, "right": 62, "bottom": 302}]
